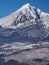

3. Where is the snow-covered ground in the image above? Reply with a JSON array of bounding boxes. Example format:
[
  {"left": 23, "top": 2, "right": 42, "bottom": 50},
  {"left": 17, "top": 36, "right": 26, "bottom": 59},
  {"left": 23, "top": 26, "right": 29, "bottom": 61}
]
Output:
[
  {"left": 0, "top": 41, "right": 49, "bottom": 65},
  {"left": 0, "top": 41, "right": 49, "bottom": 55}
]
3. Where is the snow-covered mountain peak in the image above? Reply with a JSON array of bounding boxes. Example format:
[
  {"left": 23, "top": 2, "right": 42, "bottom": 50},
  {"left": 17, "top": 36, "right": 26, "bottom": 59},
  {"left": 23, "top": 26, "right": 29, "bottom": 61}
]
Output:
[
  {"left": 19, "top": 3, "right": 35, "bottom": 10},
  {"left": 0, "top": 3, "right": 49, "bottom": 42},
  {"left": 0, "top": 3, "right": 49, "bottom": 29},
  {"left": 12, "top": 3, "right": 36, "bottom": 18},
  {"left": 20, "top": 3, "right": 31, "bottom": 9}
]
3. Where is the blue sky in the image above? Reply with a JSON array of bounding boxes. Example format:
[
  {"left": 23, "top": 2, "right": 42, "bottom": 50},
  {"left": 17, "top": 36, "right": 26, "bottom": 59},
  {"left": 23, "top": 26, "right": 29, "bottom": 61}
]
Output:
[{"left": 0, "top": 0, "right": 49, "bottom": 18}]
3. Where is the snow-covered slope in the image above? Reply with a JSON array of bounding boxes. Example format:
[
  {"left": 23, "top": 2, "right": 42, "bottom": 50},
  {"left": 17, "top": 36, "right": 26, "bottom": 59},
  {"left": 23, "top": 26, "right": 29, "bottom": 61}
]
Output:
[{"left": 0, "top": 3, "right": 49, "bottom": 42}]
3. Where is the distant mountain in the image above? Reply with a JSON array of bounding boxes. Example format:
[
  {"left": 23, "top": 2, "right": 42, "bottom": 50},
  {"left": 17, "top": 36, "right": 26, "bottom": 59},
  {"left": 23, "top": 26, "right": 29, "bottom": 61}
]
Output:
[{"left": 0, "top": 3, "right": 49, "bottom": 42}]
